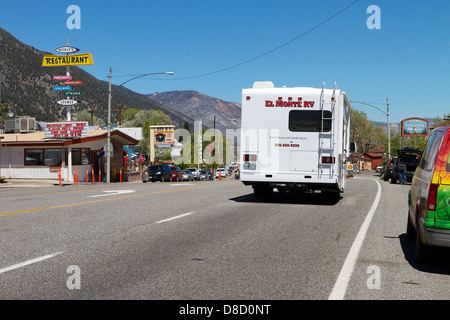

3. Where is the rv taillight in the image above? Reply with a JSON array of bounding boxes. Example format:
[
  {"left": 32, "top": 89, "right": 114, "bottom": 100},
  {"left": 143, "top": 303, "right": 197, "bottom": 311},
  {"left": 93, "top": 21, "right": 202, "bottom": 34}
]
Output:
[
  {"left": 246, "top": 96, "right": 251, "bottom": 100},
  {"left": 321, "top": 156, "right": 335, "bottom": 164},
  {"left": 244, "top": 154, "right": 257, "bottom": 162},
  {"left": 427, "top": 183, "right": 439, "bottom": 211}
]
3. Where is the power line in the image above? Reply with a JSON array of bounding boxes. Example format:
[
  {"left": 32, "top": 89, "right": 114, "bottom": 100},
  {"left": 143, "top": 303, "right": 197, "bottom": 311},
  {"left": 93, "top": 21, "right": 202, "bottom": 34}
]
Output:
[{"left": 136, "top": 0, "right": 361, "bottom": 81}]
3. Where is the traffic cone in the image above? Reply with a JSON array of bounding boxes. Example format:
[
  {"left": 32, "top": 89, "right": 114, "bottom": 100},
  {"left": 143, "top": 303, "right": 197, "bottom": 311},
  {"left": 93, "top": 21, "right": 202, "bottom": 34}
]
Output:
[{"left": 58, "top": 168, "right": 62, "bottom": 186}]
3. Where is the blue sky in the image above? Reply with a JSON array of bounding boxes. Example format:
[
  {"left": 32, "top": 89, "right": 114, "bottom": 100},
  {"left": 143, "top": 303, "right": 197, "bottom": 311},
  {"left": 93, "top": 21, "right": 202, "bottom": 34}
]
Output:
[{"left": 1, "top": 0, "right": 449, "bottom": 124}]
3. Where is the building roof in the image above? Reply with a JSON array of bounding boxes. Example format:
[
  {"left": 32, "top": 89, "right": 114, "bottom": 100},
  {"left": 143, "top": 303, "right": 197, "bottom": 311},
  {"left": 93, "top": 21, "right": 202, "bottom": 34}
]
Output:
[{"left": 0, "top": 127, "right": 138, "bottom": 147}]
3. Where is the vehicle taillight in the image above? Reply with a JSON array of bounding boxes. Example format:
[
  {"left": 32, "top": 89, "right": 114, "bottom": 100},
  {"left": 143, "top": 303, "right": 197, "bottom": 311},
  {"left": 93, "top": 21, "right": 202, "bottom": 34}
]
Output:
[
  {"left": 427, "top": 183, "right": 439, "bottom": 211},
  {"left": 321, "top": 156, "right": 335, "bottom": 164}
]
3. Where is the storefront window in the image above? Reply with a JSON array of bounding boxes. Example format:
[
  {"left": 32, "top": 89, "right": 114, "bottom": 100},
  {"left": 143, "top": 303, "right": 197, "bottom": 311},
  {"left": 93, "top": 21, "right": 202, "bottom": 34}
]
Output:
[
  {"left": 81, "top": 148, "right": 90, "bottom": 165},
  {"left": 44, "top": 149, "right": 63, "bottom": 166},
  {"left": 65, "top": 148, "right": 90, "bottom": 165},
  {"left": 25, "top": 149, "right": 43, "bottom": 165},
  {"left": 25, "top": 148, "right": 90, "bottom": 166}
]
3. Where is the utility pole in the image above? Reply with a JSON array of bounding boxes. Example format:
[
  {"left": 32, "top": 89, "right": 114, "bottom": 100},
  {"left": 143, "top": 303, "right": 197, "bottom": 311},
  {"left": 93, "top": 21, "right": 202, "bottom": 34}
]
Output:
[
  {"left": 113, "top": 105, "right": 124, "bottom": 126},
  {"left": 106, "top": 69, "right": 173, "bottom": 182},
  {"left": 88, "top": 104, "right": 94, "bottom": 126},
  {"left": 387, "top": 98, "right": 390, "bottom": 160},
  {"left": 107, "top": 67, "right": 112, "bottom": 183}
]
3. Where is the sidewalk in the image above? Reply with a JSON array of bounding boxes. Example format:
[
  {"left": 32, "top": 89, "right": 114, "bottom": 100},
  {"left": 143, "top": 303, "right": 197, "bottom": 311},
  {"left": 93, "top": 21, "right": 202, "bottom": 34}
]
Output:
[
  {"left": 0, "top": 179, "right": 65, "bottom": 188},
  {"left": 0, "top": 178, "right": 144, "bottom": 188}
]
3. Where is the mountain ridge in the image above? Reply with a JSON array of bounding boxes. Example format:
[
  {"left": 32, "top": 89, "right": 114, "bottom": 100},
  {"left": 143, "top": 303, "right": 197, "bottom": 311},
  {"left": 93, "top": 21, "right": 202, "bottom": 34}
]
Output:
[
  {"left": 146, "top": 90, "right": 241, "bottom": 133},
  {"left": 0, "top": 27, "right": 193, "bottom": 128}
]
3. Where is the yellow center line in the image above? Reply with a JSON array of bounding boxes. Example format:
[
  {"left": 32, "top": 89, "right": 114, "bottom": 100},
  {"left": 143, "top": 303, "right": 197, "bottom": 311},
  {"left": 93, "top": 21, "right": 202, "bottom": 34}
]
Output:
[{"left": 0, "top": 181, "right": 240, "bottom": 218}]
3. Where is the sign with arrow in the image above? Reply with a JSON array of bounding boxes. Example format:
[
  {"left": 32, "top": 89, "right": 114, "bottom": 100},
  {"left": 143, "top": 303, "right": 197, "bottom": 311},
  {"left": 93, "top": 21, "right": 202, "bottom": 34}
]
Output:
[
  {"left": 64, "top": 80, "right": 83, "bottom": 85},
  {"left": 53, "top": 75, "right": 72, "bottom": 81},
  {"left": 65, "top": 91, "right": 83, "bottom": 96},
  {"left": 55, "top": 46, "right": 80, "bottom": 54},
  {"left": 53, "top": 86, "right": 72, "bottom": 91},
  {"left": 57, "top": 99, "right": 79, "bottom": 106}
]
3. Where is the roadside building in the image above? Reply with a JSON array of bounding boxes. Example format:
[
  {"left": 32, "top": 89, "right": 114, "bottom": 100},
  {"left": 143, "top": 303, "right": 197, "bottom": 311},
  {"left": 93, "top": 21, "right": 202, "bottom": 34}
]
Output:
[
  {"left": 0, "top": 126, "right": 138, "bottom": 182},
  {"left": 346, "top": 146, "right": 385, "bottom": 171}
]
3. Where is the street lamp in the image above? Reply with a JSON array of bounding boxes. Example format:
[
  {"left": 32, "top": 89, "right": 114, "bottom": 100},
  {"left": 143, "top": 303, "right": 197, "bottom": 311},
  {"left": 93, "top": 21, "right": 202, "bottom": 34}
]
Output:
[
  {"left": 350, "top": 98, "right": 390, "bottom": 160},
  {"left": 106, "top": 69, "right": 174, "bottom": 183}
]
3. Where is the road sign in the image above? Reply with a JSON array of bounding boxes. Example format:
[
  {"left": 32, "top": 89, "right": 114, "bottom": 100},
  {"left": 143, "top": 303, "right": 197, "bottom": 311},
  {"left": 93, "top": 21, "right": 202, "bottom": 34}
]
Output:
[
  {"left": 53, "top": 86, "right": 72, "bottom": 91},
  {"left": 65, "top": 91, "right": 83, "bottom": 96},
  {"left": 55, "top": 46, "right": 80, "bottom": 54},
  {"left": 57, "top": 99, "right": 78, "bottom": 106},
  {"left": 64, "top": 80, "right": 83, "bottom": 85},
  {"left": 53, "top": 75, "right": 72, "bottom": 81},
  {"left": 42, "top": 53, "right": 94, "bottom": 67}
]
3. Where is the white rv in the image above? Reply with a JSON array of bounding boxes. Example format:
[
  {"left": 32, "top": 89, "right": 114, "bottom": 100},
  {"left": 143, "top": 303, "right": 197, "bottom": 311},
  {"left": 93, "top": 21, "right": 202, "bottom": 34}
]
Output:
[{"left": 240, "top": 81, "right": 351, "bottom": 200}]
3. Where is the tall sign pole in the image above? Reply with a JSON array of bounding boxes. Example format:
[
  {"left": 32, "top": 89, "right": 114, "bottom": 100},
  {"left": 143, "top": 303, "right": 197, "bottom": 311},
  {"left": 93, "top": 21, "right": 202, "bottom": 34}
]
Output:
[
  {"left": 42, "top": 40, "right": 92, "bottom": 183},
  {"left": 107, "top": 67, "right": 112, "bottom": 183}
]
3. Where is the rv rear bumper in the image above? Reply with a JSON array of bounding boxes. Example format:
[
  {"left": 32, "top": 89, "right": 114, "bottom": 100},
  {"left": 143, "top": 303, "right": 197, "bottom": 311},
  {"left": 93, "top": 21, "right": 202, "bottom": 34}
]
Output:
[{"left": 242, "top": 181, "right": 340, "bottom": 193}]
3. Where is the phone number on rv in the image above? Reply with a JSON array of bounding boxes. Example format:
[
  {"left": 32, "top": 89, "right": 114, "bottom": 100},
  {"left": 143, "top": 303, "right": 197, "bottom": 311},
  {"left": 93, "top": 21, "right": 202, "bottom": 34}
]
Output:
[{"left": 275, "top": 143, "right": 300, "bottom": 148}]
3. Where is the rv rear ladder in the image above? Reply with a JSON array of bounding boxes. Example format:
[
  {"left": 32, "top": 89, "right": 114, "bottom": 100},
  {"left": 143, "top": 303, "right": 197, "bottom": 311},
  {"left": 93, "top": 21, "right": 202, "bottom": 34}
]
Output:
[{"left": 318, "top": 82, "right": 337, "bottom": 178}]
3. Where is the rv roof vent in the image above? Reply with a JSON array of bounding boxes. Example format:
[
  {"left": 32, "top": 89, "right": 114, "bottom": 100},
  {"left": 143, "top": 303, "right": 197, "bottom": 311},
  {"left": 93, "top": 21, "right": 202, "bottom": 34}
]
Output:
[{"left": 253, "top": 81, "right": 274, "bottom": 88}]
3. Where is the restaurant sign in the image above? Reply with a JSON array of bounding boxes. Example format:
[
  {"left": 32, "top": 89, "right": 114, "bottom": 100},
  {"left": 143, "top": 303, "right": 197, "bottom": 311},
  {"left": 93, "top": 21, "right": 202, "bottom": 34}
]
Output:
[{"left": 44, "top": 122, "right": 88, "bottom": 138}]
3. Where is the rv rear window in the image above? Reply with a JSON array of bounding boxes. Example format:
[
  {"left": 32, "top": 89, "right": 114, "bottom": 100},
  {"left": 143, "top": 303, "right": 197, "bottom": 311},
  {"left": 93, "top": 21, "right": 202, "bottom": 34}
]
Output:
[{"left": 288, "top": 110, "right": 332, "bottom": 132}]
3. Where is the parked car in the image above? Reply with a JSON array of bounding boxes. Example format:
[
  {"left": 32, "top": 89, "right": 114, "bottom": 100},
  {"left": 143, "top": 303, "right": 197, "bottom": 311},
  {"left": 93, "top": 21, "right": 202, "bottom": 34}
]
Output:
[
  {"left": 215, "top": 167, "right": 226, "bottom": 178},
  {"left": 142, "top": 164, "right": 173, "bottom": 182},
  {"left": 408, "top": 126, "right": 450, "bottom": 261},
  {"left": 390, "top": 148, "right": 422, "bottom": 184},
  {"left": 198, "top": 170, "right": 208, "bottom": 181},
  {"left": 186, "top": 167, "right": 199, "bottom": 181},
  {"left": 383, "top": 156, "right": 397, "bottom": 181},
  {"left": 169, "top": 165, "right": 183, "bottom": 182},
  {"left": 181, "top": 170, "right": 194, "bottom": 181}
]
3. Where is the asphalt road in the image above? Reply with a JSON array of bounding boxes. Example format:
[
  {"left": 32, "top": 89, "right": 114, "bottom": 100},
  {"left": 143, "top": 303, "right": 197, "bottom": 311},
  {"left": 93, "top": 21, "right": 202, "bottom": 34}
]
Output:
[{"left": 0, "top": 172, "right": 449, "bottom": 303}]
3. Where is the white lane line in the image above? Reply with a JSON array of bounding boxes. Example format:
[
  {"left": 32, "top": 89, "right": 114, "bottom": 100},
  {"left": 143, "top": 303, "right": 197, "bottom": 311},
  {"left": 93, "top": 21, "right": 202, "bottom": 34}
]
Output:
[
  {"left": 328, "top": 179, "right": 381, "bottom": 300},
  {"left": 88, "top": 190, "right": 135, "bottom": 197},
  {"left": 0, "top": 252, "right": 63, "bottom": 275},
  {"left": 156, "top": 212, "right": 194, "bottom": 224}
]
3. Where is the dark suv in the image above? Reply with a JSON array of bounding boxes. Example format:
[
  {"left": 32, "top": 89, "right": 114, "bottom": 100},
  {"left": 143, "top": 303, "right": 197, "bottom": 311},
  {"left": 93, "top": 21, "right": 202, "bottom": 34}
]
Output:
[
  {"left": 390, "top": 148, "right": 422, "bottom": 184},
  {"left": 383, "top": 156, "right": 397, "bottom": 181},
  {"left": 142, "top": 164, "right": 173, "bottom": 182}
]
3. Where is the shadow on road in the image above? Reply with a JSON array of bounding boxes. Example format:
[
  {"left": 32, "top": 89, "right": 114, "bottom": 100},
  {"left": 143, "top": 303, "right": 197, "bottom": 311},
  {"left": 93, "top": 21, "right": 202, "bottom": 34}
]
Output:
[
  {"left": 399, "top": 233, "right": 450, "bottom": 275},
  {"left": 230, "top": 191, "right": 340, "bottom": 206}
]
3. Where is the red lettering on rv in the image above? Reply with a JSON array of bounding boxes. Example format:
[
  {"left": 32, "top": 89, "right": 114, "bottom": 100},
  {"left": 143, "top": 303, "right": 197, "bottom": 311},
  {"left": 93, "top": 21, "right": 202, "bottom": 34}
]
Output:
[
  {"left": 265, "top": 100, "right": 274, "bottom": 107},
  {"left": 265, "top": 100, "right": 315, "bottom": 108}
]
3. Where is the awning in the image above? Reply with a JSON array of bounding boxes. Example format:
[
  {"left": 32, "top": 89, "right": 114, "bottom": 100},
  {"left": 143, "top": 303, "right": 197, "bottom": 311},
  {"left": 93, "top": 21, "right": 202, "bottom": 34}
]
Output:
[{"left": 123, "top": 145, "right": 138, "bottom": 159}]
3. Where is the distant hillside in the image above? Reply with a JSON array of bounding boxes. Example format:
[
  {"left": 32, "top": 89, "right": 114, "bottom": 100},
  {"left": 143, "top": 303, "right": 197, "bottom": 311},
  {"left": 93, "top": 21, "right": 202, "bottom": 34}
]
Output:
[
  {"left": 147, "top": 90, "right": 241, "bottom": 133},
  {"left": 0, "top": 27, "right": 192, "bottom": 127}
]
